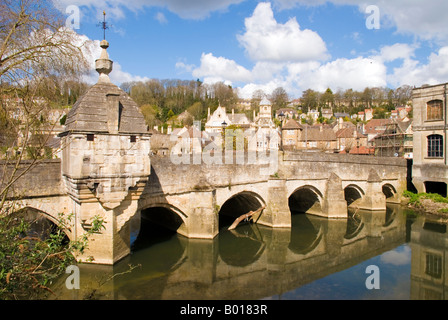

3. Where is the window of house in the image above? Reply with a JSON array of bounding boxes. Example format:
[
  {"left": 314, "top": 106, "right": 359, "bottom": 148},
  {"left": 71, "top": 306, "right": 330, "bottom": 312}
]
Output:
[
  {"left": 427, "top": 134, "right": 443, "bottom": 158},
  {"left": 427, "top": 100, "right": 443, "bottom": 121},
  {"left": 87, "top": 134, "right": 94, "bottom": 141},
  {"left": 425, "top": 253, "right": 442, "bottom": 279},
  {"left": 130, "top": 135, "right": 136, "bottom": 143}
]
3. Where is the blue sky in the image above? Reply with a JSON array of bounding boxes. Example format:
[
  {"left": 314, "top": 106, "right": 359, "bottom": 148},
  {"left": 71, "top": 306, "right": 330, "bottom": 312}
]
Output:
[{"left": 53, "top": 0, "right": 448, "bottom": 99}]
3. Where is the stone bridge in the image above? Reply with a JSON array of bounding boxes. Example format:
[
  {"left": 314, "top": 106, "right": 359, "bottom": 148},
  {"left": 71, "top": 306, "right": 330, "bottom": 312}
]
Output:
[{"left": 4, "top": 151, "right": 407, "bottom": 265}]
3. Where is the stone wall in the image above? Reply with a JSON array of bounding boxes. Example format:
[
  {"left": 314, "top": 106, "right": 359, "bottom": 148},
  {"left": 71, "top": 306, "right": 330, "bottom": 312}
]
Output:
[
  {"left": 0, "top": 159, "right": 64, "bottom": 199},
  {"left": 282, "top": 152, "right": 407, "bottom": 181}
]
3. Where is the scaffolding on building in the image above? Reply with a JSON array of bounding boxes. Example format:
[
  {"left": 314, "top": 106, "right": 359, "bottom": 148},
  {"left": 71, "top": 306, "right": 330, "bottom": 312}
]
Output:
[{"left": 374, "top": 118, "right": 413, "bottom": 158}]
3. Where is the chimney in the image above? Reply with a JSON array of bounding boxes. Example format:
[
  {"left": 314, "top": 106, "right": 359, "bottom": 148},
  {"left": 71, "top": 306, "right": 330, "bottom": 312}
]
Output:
[{"left": 106, "top": 92, "right": 120, "bottom": 134}]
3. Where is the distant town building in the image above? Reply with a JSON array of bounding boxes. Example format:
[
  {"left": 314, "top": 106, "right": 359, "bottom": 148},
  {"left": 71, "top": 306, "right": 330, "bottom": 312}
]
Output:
[
  {"left": 275, "top": 108, "right": 298, "bottom": 119},
  {"left": 281, "top": 119, "right": 337, "bottom": 152},
  {"left": 321, "top": 108, "right": 333, "bottom": 119},
  {"left": 363, "top": 119, "right": 393, "bottom": 146},
  {"left": 335, "top": 126, "right": 368, "bottom": 153},
  {"left": 373, "top": 118, "right": 413, "bottom": 158},
  {"left": 204, "top": 104, "right": 251, "bottom": 134}
]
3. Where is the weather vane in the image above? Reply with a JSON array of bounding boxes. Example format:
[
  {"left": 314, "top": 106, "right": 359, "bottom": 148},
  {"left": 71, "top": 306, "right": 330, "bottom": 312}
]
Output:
[{"left": 98, "top": 11, "right": 109, "bottom": 40}]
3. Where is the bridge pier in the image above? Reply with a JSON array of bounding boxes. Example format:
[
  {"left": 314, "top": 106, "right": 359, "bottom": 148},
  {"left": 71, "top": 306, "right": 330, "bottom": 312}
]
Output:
[
  {"left": 184, "top": 191, "right": 219, "bottom": 239},
  {"left": 257, "top": 179, "right": 291, "bottom": 228},
  {"left": 321, "top": 173, "right": 348, "bottom": 219},
  {"left": 69, "top": 181, "right": 147, "bottom": 265},
  {"left": 357, "top": 169, "right": 387, "bottom": 211}
]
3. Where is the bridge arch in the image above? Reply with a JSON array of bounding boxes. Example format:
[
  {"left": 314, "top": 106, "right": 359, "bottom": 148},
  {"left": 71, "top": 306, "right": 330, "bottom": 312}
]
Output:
[
  {"left": 288, "top": 185, "right": 324, "bottom": 215},
  {"left": 137, "top": 203, "right": 187, "bottom": 234},
  {"left": 382, "top": 183, "right": 398, "bottom": 202},
  {"left": 10, "top": 206, "right": 71, "bottom": 240},
  {"left": 344, "top": 184, "right": 365, "bottom": 207},
  {"left": 218, "top": 191, "right": 266, "bottom": 229}
]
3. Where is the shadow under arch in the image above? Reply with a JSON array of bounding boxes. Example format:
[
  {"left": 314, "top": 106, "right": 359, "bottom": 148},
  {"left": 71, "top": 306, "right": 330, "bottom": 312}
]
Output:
[
  {"left": 382, "top": 183, "right": 397, "bottom": 200},
  {"left": 218, "top": 191, "right": 265, "bottom": 230},
  {"left": 288, "top": 185, "right": 323, "bottom": 215},
  {"left": 132, "top": 204, "right": 187, "bottom": 251},
  {"left": 10, "top": 207, "right": 70, "bottom": 241},
  {"left": 219, "top": 224, "right": 266, "bottom": 267},
  {"left": 344, "top": 184, "right": 365, "bottom": 207}
]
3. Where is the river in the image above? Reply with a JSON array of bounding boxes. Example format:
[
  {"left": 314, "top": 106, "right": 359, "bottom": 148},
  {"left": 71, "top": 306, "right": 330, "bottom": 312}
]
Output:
[{"left": 48, "top": 204, "right": 448, "bottom": 300}]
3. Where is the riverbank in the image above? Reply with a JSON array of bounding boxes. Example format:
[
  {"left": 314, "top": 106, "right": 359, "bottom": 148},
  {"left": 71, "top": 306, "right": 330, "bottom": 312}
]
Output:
[{"left": 402, "top": 191, "right": 448, "bottom": 218}]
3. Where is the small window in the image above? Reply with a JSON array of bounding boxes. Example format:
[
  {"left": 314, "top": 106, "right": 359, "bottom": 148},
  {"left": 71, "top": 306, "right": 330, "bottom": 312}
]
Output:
[
  {"left": 427, "top": 134, "right": 443, "bottom": 158},
  {"left": 427, "top": 100, "right": 443, "bottom": 121},
  {"left": 130, "top": 135, "right": 136, "bottom": 143},
  {"left": 87, "top": 134, "right": 94, "bottom": 141}
]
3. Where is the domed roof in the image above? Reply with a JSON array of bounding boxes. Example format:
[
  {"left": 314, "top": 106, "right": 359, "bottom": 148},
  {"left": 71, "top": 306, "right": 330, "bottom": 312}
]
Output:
[{"left": 63, "top": 40, "right": 148, "bottom": 135}]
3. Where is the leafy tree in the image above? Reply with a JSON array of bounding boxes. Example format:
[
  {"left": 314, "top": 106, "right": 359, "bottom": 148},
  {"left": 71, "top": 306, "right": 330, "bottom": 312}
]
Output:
[
  {"left": 320, "top": 88, "right": 334, "bottom": 108},
  {"left": 301, "top": 89, "right": 319, "bottom": 113},
  {"left": 270, "top": 87, "right": 289, "bottom": 111}
]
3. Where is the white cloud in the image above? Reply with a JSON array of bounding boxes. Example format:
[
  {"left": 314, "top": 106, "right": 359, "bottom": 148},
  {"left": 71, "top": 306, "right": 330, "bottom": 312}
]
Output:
[
  {"left": 52, "top": 0, "right": 246, "bottom": 20},
  {"left": 191, "top": 53, "right": 253, "bottom": 83},
  {"left": 272, "top": 0, "right": 448, "bottom": 43},
  {"left": 297, "top": 57, "right": 387, "bottom": 92},
  {"left": 155, "top": 12, "right": 168, "bottom": 24},
  {"left": 237, "top": 2, "right": 329, "bottom": 62},
  {"left": 78, "top": 35, "right": 149, "bottom": 85},
  {"left": 379, "top": 43, "right": 417, "bottom": 62},
  {"left": 387, "top": 46, "right": 448, "bottom": 88},
  {"left": 380, "top": 246, "right": 411, "bottom": 266}
]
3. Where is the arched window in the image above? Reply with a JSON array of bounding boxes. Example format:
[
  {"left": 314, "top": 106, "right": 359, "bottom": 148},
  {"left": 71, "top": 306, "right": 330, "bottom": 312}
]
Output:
[
  {"left": 427, "top": 100, "right": 443, "bottom": 121},
  {"left": 428, "top": 134, "right": 443, "bottom": 158}
]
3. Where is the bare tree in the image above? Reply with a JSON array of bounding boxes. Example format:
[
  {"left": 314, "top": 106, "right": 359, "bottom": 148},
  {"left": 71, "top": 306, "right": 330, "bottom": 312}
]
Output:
[{"left": 0, "top": 0, "right": 90, "bottom": 209}]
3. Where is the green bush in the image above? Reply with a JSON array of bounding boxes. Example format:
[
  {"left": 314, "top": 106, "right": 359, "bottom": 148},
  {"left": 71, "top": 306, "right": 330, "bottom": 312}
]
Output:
[
  {"left": 0, "top": 211, "right": 104, "bottom": 300},
  {"left": 403, "top": 190, "right": 448, "bottom": 206}
]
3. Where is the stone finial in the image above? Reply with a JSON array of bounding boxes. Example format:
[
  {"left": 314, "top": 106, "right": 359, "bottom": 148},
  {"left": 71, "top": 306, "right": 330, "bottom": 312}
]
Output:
[{"left": 95, "top": 40, "right": 113, "bottom": 83}]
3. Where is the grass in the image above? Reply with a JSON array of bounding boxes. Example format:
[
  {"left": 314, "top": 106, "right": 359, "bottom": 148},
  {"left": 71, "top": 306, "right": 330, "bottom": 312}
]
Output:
[{"left": 403, "top": 190, "right": 448, "bottom": 214}]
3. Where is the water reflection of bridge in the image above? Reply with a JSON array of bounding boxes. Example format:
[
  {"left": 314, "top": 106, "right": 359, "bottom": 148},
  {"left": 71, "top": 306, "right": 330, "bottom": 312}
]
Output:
[{"left": 52, "top": 204, "right": 414, "bottom": 300}]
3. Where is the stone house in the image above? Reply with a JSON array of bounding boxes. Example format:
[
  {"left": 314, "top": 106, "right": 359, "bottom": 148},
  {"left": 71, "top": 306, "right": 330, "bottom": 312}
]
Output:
[
  {"left": 335, "top": 127, "right": 368, "bottom": 153},
  {"left": 412, "top": 82, "right": 448, "bottom": 196},
  {"left": 275, "top": 107, "right": 298, "bottom": 119},
  {"left": 281, "top": 119, "right": 337, "bottom": 152},
  {"left": 205, "top": 105, "right": 251, "bottom": 134},
  {"left": 301, "top": 125, "right": 338, "bottom": 151},
  {"left": 281, "top": 119, "right": 302, "bottom": 148},
  {"left": 170, "top": 126, "right": 210, "bottom": 155},
  {"left": 363, "top": 118, "right": 393, "bottom": 146}
]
